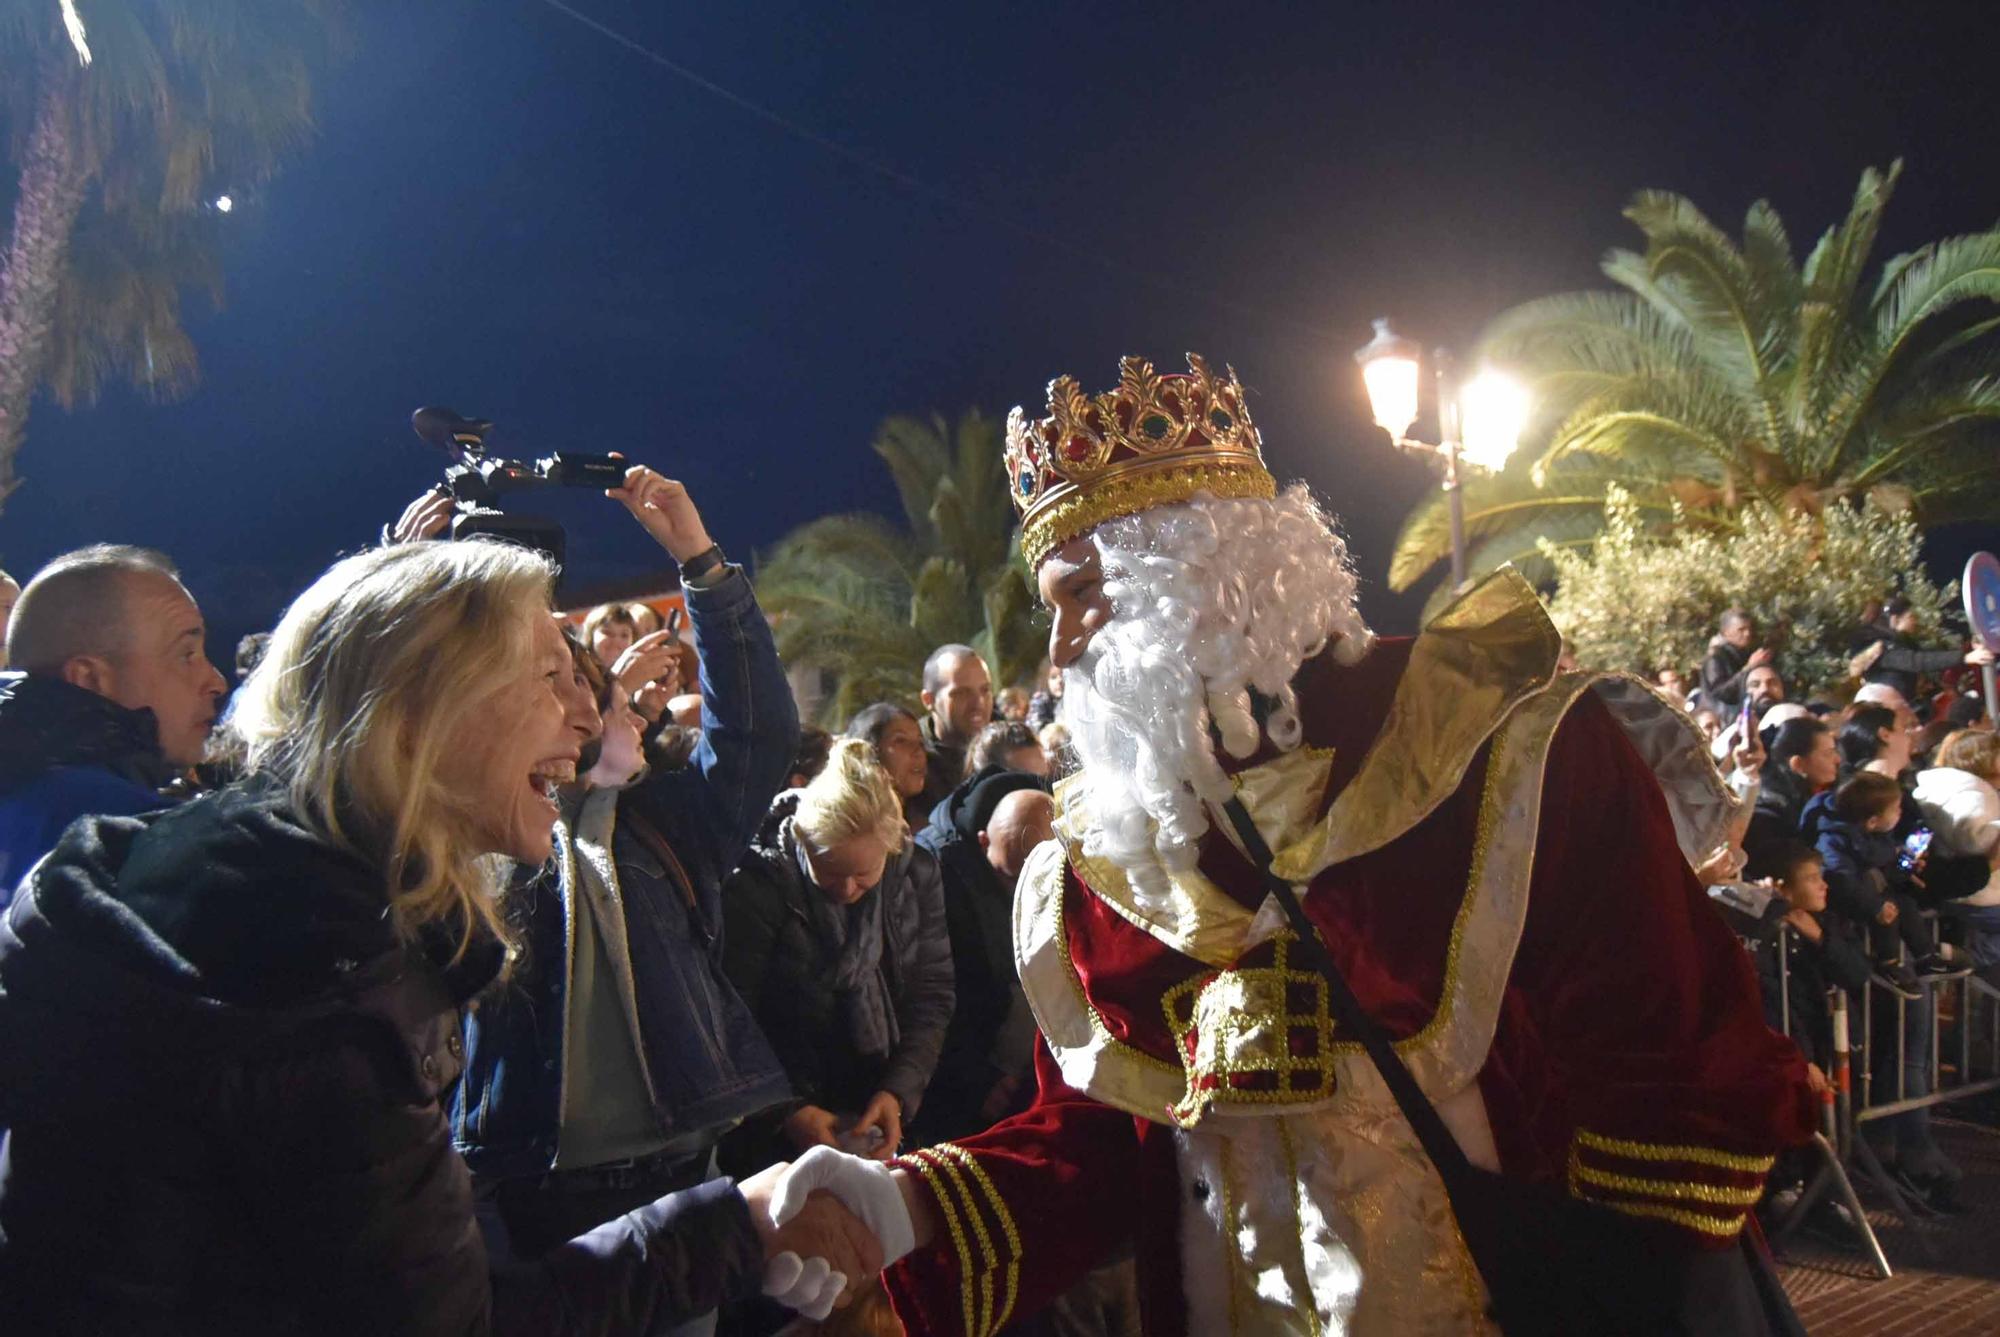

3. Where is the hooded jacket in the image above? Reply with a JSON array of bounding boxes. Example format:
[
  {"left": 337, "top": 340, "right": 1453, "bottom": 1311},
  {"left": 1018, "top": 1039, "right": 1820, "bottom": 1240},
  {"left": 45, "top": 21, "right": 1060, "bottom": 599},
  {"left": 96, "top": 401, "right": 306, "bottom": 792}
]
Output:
[
  {"left": 0, "top": 779, "right": 762, "bottom": 1336},
  {"left": 1911, "top": 766, "right": 2000, "bottom": 907},
  {"left": 0, "top": 671, "right": 178, "bottom": 897}
]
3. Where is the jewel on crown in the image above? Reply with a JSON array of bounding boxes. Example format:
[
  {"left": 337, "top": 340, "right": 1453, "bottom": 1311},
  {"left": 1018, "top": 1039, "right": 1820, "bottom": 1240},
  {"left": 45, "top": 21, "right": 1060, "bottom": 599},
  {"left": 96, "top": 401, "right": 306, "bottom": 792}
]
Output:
[{"left": 1003, "top": 353, "right": 1263, "bottom": 516}]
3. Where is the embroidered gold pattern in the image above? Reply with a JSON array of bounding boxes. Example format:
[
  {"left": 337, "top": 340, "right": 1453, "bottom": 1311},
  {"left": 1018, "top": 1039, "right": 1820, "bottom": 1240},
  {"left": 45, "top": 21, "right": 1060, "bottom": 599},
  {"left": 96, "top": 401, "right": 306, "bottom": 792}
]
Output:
[
  {"left": 1163, "top": 934, "right": 1339, "bottom": 1127},
  {"left": 1564, "top": 1129, "right": 1773, "bottom": 1239}
]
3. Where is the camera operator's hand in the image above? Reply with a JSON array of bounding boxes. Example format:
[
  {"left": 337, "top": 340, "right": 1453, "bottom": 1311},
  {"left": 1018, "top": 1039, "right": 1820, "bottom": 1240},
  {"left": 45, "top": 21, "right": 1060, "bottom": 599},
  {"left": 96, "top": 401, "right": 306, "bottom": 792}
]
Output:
[
  {"left": 611, "top": 628, "right": 682, "bottom": 696},
  {"left": 607, "top": 464, "right": 714, "bottom": 563},
  {"left": 390, "top": 488, "right": 455, "bottom": 544}
]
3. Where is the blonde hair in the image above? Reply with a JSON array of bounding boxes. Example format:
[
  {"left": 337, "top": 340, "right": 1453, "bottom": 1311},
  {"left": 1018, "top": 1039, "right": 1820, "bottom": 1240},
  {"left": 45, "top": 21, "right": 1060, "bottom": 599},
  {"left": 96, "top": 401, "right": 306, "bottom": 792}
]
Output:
[
  {"left": 793, "top": 738, "right": 908, "bottom": 854},
  {"left": 231, "top": 541, "right": 556, "bottom": 959},
  {"left": 1937, "top": 728, "right": 2000, "bottom": 783}
]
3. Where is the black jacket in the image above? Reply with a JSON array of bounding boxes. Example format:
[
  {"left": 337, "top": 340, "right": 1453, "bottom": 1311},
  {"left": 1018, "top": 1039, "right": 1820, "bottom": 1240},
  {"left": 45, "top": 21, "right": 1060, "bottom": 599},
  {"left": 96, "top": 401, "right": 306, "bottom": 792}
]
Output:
[
  {"left": 1864, "top": 633, "right": 1965, "bottom": 702},
  {"left": 0, "top": 672, "right": 179, "bottom": 895},
  {"left": 1755, "top": 911, "right": 1870, "bottom": 1068},
  {"left": 722, "top": 794, "right": 954, "bottom": 1118},
  {"left": 1743, "top": 766, "right": 1817, "bottom": 879},
  {"left": 1699, "top": 639, "right": 1752, "bottom": 710},
  {"left": 910, "top": 766, "right": 1049, "bottom": 1143},
  {"left": 0, "top": 780, "right": 762, "bottom": 1336}
]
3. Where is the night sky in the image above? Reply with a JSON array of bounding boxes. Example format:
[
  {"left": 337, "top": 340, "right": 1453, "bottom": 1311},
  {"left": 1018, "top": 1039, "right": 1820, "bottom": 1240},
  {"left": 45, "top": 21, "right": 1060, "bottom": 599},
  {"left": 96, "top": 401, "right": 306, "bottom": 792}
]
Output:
[{"left": 6, "top": 0, "right": 1999, "bottom": 665}]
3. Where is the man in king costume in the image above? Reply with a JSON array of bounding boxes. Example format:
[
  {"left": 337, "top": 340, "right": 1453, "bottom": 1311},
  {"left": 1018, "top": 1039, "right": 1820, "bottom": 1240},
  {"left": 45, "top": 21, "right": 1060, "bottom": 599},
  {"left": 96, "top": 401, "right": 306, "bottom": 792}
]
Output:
[{"left": 774, "top": 354, "right": 1815, "bottom": 1336}]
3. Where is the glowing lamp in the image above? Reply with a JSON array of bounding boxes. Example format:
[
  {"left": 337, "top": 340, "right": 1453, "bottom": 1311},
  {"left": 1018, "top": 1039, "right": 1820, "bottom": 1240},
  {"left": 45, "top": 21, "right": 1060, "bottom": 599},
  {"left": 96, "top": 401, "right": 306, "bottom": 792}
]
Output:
[
  {"left": 214, "top": 195, "right": 234, "bottom": 213},
  {"left": 1353, "top": 318, "right": 1422, "bottom": 441},
  {"left": 1458, "top": 370, "right": 1528, "bottom": 472}
]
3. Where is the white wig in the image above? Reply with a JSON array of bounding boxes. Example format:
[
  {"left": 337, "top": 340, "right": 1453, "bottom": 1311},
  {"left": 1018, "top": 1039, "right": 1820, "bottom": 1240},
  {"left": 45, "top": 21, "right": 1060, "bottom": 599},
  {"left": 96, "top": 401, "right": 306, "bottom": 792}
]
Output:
[{"left": 1062, "top": 484, "right": 1372, "bottom": 903}]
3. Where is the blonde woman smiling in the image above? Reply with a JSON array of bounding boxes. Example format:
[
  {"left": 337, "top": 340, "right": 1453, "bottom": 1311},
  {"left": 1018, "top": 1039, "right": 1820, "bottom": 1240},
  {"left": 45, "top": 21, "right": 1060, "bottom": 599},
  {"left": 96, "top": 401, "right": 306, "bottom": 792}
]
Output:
[{"left": 0, "top": 535, "right": 874, "bottom": 1334}]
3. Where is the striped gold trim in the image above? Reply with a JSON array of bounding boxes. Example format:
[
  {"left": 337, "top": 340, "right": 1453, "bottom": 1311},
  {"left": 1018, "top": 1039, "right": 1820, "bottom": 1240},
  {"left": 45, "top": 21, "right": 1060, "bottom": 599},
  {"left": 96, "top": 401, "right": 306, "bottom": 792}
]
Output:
[
  {"left": 1574, "top": 1128, "right": 1777, "bottom": 1175},
  {"left": 900, "top": 1151, "right": 982, "bottom": 1336},
  {"left": 1569, "top": 1154, "right": 1765, "bottom": 1207},
  {"left": 935, "top": 1144, "right": 1023, "bottom": 1331},
  {"left": 924, "top": 1150, "right": 998, "bottom": 1336}
]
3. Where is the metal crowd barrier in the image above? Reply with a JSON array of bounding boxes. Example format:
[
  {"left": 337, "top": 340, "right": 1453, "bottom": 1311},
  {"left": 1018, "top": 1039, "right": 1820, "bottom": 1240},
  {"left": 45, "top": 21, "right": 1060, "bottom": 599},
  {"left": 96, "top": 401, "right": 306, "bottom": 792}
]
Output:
[{"left": 1747, "top": 912, "right": 2000, "bottom": 1278}]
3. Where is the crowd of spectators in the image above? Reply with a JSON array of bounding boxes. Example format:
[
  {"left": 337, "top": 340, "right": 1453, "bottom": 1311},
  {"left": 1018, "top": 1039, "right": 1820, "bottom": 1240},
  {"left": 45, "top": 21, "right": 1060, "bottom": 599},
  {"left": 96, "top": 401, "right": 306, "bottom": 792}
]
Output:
[
  {"left": 0, "top": 474, "right": 1078, "bottom": 1334},
  {"left": 1667, "top": 604, "right": 2000, "bottom": 1226}
]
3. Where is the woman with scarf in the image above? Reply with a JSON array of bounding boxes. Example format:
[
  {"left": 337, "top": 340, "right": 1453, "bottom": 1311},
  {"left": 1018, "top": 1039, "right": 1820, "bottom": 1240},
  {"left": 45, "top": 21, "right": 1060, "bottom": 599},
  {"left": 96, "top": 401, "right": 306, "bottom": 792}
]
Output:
[{"left": 723, "top": 739, "right": 954, "bottom": 1163}]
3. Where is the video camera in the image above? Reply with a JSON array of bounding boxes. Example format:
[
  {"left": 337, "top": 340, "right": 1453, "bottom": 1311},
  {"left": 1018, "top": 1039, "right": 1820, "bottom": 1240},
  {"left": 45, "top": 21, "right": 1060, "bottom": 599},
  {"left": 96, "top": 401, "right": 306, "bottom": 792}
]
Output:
[{"left": 411, "top": 406, "right": 626, "bottom": 573}]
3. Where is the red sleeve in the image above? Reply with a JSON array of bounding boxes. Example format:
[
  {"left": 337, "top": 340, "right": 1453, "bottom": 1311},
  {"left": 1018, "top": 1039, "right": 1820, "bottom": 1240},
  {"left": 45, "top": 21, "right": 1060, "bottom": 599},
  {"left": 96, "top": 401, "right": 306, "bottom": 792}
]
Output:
[
  {"left": 1482, "top": 692, "right": 1816, "bottom": 1247},
  {"left": 882, "top": 1043, "right": 1147, "bottom": 1337}
]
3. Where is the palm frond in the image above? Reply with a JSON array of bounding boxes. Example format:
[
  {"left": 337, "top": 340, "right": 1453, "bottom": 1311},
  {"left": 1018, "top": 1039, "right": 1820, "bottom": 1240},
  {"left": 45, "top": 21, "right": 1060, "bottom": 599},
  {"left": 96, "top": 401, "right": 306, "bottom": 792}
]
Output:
[{"left": 870, "top": 413, "right": 950, "bottom": 544}]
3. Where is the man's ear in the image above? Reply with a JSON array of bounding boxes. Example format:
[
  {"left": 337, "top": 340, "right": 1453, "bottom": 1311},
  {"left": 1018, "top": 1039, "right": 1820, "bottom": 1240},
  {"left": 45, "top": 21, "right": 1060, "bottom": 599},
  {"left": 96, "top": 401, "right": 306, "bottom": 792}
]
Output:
[
  {"left": 977, "top": 830, "right": 992, "bottom": 852},
  {"left": 920, "top": 689, "right": 937, "bottom": 711},
  {"left": 61, "top": 655, "right": 116, "bottom": 697}
]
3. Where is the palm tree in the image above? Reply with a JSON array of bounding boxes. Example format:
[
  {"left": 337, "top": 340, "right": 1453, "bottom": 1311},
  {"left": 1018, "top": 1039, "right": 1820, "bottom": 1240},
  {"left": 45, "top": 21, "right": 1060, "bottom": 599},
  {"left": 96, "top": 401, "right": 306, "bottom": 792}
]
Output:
[
  {"left": 756, "top": 410, "right": 1043, "bottom": 727},
  {"left": 0, "top": 1, "right": 339, "bottom": 509},
  {"left": 1388, "top": 162, "right": 2000, "bottom": 603}
]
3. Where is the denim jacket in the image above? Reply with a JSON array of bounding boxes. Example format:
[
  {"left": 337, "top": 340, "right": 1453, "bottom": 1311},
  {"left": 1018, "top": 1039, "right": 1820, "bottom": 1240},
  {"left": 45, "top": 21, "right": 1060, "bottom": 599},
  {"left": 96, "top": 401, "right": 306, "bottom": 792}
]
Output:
[{"left": 450, "top": 567, "right": 799, "bottom": 1179}]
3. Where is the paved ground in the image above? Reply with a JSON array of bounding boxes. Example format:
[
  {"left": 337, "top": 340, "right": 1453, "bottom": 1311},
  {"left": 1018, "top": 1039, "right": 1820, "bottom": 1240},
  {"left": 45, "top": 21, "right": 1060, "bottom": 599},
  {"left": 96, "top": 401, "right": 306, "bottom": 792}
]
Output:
[{"left": 1776, "top": 1113, "right": 2000, "bottom": 1336}]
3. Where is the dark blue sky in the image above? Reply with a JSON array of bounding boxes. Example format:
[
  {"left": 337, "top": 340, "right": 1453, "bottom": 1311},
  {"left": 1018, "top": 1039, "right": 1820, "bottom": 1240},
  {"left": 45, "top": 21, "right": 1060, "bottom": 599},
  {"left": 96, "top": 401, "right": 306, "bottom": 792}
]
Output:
[{"left": 6, "top": 0, "right": 1999, "bottom": 659}]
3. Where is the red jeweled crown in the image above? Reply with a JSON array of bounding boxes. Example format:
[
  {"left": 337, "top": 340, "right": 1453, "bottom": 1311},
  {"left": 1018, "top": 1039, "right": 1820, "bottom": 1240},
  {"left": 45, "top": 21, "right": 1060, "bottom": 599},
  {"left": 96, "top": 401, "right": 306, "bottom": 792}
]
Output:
[{"left": 1004, "top": 353, "right": 1275, "bottom": 568}]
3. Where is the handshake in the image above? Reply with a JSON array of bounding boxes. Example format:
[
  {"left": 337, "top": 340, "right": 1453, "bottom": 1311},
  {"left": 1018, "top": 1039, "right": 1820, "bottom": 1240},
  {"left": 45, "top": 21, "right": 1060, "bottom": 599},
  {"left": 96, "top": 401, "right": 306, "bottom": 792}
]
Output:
[{"left": 738, "top": 1147, "right": 924, "bottom": 1319}]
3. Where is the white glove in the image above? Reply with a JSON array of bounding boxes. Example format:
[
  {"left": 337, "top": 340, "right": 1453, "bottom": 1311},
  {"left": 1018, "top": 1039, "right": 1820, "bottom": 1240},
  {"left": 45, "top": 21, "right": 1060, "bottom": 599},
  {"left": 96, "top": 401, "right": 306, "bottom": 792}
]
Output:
[
  {"left": 772, "top": 1144, "right": 918, "bottom": 1267},
  {"left": 760, "top": 1249, "right": 847, "bottom": 1322}
]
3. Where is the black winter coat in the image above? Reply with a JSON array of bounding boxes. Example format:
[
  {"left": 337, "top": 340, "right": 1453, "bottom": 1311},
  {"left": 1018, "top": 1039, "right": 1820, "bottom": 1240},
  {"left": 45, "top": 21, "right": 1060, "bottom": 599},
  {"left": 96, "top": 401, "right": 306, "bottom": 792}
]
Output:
[
  {"left": 722, "top": 796, "right": 954, "bottom": 1119},
  {"left": 0, "top": 780, "right": 763, "bottom": 1336},
  {"left": 1699, "top": 640, "right": 1753, "bottom": 710},
  {"left": 1756, "top": 911, "right": 1870, "bottom": 1068},
  {"left": 910, "top": 766, "right": 1048, "bottom": 1143}
]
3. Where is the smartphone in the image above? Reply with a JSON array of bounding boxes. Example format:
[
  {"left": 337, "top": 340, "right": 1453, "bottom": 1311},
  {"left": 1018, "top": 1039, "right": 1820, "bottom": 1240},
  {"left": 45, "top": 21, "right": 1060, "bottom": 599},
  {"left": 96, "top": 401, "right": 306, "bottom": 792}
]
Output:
[{"left": 1899, "top": 828, "right": 1934, "bottom": 872}]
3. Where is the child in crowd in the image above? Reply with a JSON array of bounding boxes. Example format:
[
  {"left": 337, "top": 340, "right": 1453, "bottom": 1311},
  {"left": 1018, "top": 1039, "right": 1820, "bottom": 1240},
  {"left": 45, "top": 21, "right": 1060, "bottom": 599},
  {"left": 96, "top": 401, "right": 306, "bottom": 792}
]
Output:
[
  {"left": 1755, "top": 842, "right": 1869, "bottom": 1097},
  {"left": 1811, "top": 771, "right": 1943, "bottom": 976}
]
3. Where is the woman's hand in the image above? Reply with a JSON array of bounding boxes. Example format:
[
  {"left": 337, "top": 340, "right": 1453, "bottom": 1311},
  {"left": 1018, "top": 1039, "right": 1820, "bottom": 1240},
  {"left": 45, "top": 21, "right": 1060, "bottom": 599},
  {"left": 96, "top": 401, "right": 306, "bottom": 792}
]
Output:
[
  {"left": 610, "top": 628, "right": 683, "bottom": 696},
  {"left": 390, "top": 488, "right": 455, "bottom": 543},
  {"left": 784, "top": 1104, "right": 842, "bottom": 1153},
  {"left": 850, "top": 1090, "right": 903, "bottom": 1162},
  {"left": 607, "top": 464, "right": 714, "bottom": 563},
  {"left": 1805, "top": 1062, "right": 1830, "bottom": 1096},
  {"left": 1876, "top": 900, "right": 1900, "bottom": 926},
  {"left": 1695, "top": 843, "right": 1743, "bottom": 887}
]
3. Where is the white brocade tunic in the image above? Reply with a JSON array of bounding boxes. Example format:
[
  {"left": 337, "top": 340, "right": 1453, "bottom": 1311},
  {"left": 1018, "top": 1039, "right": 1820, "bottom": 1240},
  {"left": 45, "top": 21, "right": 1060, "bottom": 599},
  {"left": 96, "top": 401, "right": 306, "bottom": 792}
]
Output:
[{"left": 1173, "top": 1094, "right": 1500, "bottom": 1336}]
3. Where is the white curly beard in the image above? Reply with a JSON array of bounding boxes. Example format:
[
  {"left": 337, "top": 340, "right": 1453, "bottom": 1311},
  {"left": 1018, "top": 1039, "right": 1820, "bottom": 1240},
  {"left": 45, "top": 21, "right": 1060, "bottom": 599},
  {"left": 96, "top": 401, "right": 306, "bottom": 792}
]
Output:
[{"left": 1061, "top": 486, "right": 1373, "bottom": 906}]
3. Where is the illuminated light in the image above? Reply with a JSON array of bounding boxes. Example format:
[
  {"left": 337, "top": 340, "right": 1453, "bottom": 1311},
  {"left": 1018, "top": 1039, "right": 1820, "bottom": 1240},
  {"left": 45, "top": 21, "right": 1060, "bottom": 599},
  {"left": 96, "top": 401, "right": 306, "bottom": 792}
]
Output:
[
  {"left": 60, "top": 0, "right": 91, "bottom": 66},
  {"left": 1459, "top": 370, "right": 1530, "bottom": 472},
  {"left": 1353, "top": 318, "right": 1422, "bottom": 441},
  {"left": 214, "top": 195, "right": 234, "bottom": 213}
]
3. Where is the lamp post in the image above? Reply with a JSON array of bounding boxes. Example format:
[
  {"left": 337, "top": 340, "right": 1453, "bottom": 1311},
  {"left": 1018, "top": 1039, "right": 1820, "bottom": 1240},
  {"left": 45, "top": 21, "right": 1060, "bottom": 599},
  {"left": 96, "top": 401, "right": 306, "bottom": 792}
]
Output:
[{"left": 1354, "top": 318, "right": 1529, "bottom": 593}]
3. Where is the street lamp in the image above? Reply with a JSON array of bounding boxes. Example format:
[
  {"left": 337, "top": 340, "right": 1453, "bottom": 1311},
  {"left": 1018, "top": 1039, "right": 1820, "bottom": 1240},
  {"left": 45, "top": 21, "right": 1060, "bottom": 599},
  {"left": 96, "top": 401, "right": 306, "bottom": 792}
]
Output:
[{"left": 1354, "top": 318, "right": 1527, "bottom": 592}]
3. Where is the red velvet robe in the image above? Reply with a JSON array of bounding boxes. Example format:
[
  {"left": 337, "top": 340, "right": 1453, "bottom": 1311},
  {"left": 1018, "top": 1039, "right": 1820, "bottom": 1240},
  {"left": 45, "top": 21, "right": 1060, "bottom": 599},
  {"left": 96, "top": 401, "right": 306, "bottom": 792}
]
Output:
[{"left": 883, "top": 602, "right": 1815, "bottom": 1336}]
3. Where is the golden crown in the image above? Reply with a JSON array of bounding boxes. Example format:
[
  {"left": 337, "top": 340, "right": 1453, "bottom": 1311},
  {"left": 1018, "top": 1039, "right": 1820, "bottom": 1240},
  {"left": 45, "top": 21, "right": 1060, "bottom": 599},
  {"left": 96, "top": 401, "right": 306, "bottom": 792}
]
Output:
[{"left": 1004, "top": 353, "right": 1275, "bottom": 568}]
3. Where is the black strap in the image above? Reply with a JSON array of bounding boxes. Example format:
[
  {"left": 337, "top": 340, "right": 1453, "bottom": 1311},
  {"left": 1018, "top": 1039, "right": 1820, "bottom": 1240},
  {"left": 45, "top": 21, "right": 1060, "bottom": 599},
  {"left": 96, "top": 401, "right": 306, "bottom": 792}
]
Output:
[{"left": 1217, "top": 796, "right": 1473, "bottom": 1185}]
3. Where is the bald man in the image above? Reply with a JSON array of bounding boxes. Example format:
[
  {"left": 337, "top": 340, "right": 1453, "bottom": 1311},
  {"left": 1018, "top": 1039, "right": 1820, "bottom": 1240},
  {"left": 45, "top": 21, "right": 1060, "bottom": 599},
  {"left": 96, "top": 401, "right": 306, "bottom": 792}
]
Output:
[
  {"left": 0, "top": 546, "right": 226, "bottom": 896},
  {"left": 909, "top": 767, "right": 1053, "bottom": 1145},
  {"left": 981, "top": 788, "right": 1056, "bottom": 888}
]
